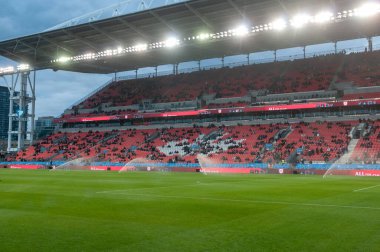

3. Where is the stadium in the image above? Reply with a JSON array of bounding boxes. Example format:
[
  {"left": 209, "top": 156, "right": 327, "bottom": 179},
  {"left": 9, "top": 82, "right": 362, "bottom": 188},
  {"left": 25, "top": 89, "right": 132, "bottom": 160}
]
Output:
[{"left": 0, "top": 0, "right": 379, "bottom": 251}]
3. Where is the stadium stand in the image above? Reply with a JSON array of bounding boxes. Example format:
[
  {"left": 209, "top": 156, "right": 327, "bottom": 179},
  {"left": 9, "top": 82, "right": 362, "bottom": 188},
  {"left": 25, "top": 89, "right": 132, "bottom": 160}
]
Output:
[
  {"left": 8, "top": 48, "right": 380, "bottom": 166},
  {"left": 70, "top": 53, "right": 341, "bottom": 111},
  {"left": 16, "top": 120, "right": 371, "bottom": 164},
  {"left": 59, "top": 51, "right": 380, "bottom": 121},
  {"left": 350, "top": 120, "right": 380, "bottom": 163}
]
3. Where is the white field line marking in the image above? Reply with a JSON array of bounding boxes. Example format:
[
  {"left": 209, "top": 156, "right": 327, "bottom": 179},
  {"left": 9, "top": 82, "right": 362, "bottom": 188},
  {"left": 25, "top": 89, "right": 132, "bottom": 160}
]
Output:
[
  {"left": 353, "top": 184, "right": 380, "bottom": 192},
  {"left": 96, "top": 183, "right": 208, "bottom": 194},
  {"left": 99, "top": 192, "right": 380, "bottom": 211}
]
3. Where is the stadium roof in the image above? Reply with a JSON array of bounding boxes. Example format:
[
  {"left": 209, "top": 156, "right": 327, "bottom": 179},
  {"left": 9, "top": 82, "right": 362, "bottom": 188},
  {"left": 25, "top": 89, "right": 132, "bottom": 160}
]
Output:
[
  {"left": 0, "top": 0, "right": 379, "bottom": 74},
  {"left": 44, "top": 0, "right": 191, "bottom": 32}
]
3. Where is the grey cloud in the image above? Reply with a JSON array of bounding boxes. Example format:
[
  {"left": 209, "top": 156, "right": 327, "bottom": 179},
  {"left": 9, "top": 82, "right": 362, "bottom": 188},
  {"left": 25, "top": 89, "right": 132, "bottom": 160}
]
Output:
[
  {"left": 0, "top": 1, "right": 120, "bottom": 118},
  {"left": 35, "top": 70, "right": 111, "bottom": 117}
]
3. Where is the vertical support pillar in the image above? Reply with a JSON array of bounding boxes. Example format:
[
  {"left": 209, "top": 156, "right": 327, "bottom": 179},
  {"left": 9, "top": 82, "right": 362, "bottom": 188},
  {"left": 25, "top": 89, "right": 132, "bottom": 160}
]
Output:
[
  {"left": 135, "top": 69, "right": 138, "bottom": 79},
  {"left": 368, "top": 37, "right": 373, "bottom": 52},
  {"left": 221, "top": 56, "right": 225, "bottom": 68},
  {"left": 29, "top": 71, "right": 36, "bottom": 145},
  {"left": 303, "top": 46, "right": 306, "bottom": 59},
  {"left": 7, "top": 75, "right": 15, "bottom": 153},
  {"left": 173, "top": 63, "right": 178, "bottom": 75},
  {"left": 274, "top": 50, "right": 277, "bottom": 62},
  {"left": 247, "top": 54, "right": 250, "bottom": 65},
  {"left": 17, "top": 73, "right": 28, "bottom": 149},
  {"left": 155, "top": 66, "right": 158, "bottom": 77},
  {"left": 334, "top": 41, "right": 338, "bottom": 54},
  {"left": 198, "top": 60, "right": 201, "bottom": 71}
]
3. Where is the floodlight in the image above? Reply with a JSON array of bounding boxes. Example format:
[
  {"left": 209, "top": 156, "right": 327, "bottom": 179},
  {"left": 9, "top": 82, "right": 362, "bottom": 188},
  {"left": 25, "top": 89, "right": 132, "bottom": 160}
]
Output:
[
  {"left": 164, "top": 37, "right": 180, "bottom": 48},
  {"left": 271, "top": 19, "right": 287, "bottom": 30},
  {"left": 314, "top": 11, "right": 334, "bottom": 23},
  {"left": 198, "top": 33, "right": 210, "bottom": 40},
  {"left": 104, "top": 50, "right": 113, "bottom": 56},
  {"left": 17, "top": 64, "right": 30, "bottom": 71},
  {"left": 290, "top": 14, "right": 312, "bottom": 28},
  {"left": 58, "top": 56, "right": 70, "bottom": 63},
  {"left": 135, "top": 43, "right": 148, "bottom": 52},
  {"left": 0, "top": 66, "right": 15, "bottom": 74},
  {"left": 232, "top": 25, "right": 249, "bottom": 36},
  {"left": 117, "top": 47, "right": 124, "bottom": 54},
  {"left": 354, "top": 3, "right": 380, "bottom": 17}
]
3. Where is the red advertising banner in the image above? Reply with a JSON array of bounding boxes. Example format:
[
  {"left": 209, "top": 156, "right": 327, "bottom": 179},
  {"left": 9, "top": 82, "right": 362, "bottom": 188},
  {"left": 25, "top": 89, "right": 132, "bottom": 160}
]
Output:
[
  {"left": 55, "top": 98, "right": 379, "bottom": 124},
  {"left": 352, "top": 170, "right": 380, "bottom": 177}
]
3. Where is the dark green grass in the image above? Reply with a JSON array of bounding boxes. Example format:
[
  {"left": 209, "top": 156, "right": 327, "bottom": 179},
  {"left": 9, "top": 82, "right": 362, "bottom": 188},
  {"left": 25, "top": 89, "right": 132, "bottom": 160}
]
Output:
[{"left": 0, "top": 169, "right": 379, "bottom": 252}]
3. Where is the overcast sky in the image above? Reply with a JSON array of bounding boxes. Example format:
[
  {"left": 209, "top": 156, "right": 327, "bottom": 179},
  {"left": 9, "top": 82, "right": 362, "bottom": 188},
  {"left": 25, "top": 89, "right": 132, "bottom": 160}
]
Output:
[{"left": 0, "top": 0, "right": 121, "bottom": 118}]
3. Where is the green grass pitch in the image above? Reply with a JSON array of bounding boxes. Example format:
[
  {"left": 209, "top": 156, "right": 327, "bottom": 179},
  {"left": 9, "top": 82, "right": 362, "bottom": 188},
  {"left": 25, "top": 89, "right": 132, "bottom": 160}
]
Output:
[{"left": 0, "top": 169, "right": 379, "bottom": 252}]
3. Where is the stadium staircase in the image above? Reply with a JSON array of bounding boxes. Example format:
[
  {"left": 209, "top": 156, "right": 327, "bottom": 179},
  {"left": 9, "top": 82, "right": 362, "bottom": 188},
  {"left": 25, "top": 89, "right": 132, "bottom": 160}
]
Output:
[
  {"left": 330, "top": 55, "right": 347, "bottom": 87},
  {"left": 333, "top": 139, "right": 359, "bottom": 164}
]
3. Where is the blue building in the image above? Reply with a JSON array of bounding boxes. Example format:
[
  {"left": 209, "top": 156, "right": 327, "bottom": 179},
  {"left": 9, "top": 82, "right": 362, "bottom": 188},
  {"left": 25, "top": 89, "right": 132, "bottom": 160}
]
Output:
[
  {"left": 35, "top": 116, "right": 56, "bottom": 140},
  {"left": 0, "top": 86, "right": 27, "bottom": 142},
  {"left": 0, "top": 86, "right": 10, "bottom": 140}
]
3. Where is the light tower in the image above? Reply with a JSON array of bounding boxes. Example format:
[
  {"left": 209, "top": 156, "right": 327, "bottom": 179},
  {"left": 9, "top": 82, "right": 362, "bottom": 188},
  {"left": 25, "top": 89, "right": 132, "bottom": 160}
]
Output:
[{"left": 1, "top": 65, "right": 36, "bottom": 152}]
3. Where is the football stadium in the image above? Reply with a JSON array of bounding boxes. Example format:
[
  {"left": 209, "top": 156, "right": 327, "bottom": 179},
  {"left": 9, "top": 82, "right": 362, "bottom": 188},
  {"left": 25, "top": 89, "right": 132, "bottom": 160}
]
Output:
[{"left": 0, "top": 0, "right": 380, "bottom": 251}]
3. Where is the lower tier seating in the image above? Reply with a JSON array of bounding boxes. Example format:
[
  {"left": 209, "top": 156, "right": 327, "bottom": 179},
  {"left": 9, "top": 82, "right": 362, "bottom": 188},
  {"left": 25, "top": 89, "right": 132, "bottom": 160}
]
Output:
[{"left": 13, "top": 120, "right": 380, "bottom": 164}]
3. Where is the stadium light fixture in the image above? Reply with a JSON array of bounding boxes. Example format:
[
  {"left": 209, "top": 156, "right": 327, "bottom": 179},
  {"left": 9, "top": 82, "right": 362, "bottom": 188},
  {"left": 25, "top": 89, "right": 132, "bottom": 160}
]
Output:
[
  {"left": 57, "top": 56, "right": 71, "bottom": 63},
  {"left": 198, "top": 33, "right": 210, "bottom": 41},
  {"left": 290, "top": 14, "right": 312, "bottom": 28},
  {"left": 270, "top": 19, "right": 287, "bottom": 31},
  {"left": 17, "top": 64, "right": 30, "bottom": 72},
  {"left": 354, "top": 2, "right": 380, "bottom": 17},
  {"left": 117, "top": 46, "right": 124, "bottom": 54},
  {"left": 0, "top": 66, "right": 15, "bottom": 74},
  {"left": 313, "top": 11, "right": 334, "bottom": 23},
  {"left": 0, "top": 64, "right": 34, "bottom": 75},
  {"left": 164, "top": 37, "right": 180, "bottom": 48},
  {"left": 134, "top": 43, "right": 148, "bottom": 52},
  {"left": 231, "top": 25, "right": 249, "bottom": 37}
]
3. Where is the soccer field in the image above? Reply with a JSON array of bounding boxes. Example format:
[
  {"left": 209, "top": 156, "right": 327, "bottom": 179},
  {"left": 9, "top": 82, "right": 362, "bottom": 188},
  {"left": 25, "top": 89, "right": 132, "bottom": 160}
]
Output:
[{"left": 0, "top": 169, "right": 379, "bottom": 252}]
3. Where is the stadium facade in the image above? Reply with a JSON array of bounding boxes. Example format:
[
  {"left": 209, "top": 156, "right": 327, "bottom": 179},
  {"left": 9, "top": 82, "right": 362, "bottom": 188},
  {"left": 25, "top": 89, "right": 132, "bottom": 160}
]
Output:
[{"left": 0, "top": 0, "right": 380, "bottom": 176}]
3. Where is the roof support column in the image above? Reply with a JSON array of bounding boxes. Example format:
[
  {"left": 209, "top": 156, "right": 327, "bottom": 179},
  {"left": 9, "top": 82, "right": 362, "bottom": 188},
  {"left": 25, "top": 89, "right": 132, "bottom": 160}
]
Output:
[
  {"left": 274, "top": 50, "right": 277, "bottom": 62},
  {"left": 368, "top": 37, "right": 373, "bottom": 52},
  {"left": 303, "top": 46, "right": 306, "bottom": 59},
  {"left": 173, "top": 63, "right": 179, "bottom": 75}
]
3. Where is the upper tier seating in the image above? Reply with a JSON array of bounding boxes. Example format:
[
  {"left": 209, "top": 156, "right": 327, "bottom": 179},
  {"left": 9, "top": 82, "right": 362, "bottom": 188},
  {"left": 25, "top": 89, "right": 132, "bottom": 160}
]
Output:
[
  {"left": 59, "top": 51, "right": 380, "bottom": 121},
  {"left": 78, "top": 54, "right": 344, "bottom": 109},
  {"left": 337, "top": 51, "right": 380, "bottom": 87}
]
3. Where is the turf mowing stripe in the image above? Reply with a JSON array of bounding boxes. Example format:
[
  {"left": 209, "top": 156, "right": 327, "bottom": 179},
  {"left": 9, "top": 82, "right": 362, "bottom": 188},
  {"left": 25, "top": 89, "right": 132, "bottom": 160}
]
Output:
[
  {"left": 96, "top": 183, "right": 208, "bottom": 194},
  {"left": 353, "top": 184, "right": 380, "bottom": 192},
  {"left": 99, "top": 192, "right": 380, "bottom": 211}
]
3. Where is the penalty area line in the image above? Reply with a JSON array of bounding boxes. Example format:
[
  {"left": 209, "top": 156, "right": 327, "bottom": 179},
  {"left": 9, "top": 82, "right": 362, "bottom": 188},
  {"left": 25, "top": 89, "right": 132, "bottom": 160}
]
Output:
[
  {"left": 353, "top": 184, "right": 380, "bottom": 192},
  {"left": 99, "top": 192, "right": 380, "bottom": 211}
]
